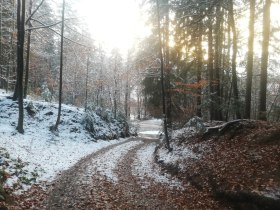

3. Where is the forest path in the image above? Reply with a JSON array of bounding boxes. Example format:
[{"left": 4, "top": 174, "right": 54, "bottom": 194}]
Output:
[{"left": 43, "top": 120, "right": 192, "bottom": 209}]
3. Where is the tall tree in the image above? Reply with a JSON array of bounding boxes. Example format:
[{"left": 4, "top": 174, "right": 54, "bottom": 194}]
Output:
[
  {"left": 229, "top": 0, "right": 241, "bottom": 119},
  {"left": 163, "top": 0, "right": 172, "bottom": 127},
  {"left": 85, "top": 49, "right": 90, "bottom": 111},
  {"left": 52, "top": 0, "right": 65, "bottom": 131},
  {"left": 156, "top": 0, "right": 171, "bottom": 151},
  {"left": 244, "top": 0, "right": 256, "bottom": 119},
  {"left": 113, "top": 57, "right": 118, "bottom": 119},
  {"left": 213, "top": 2, "right": 223, "bottom": 120},
  {"left": 0, "top": 1, "right": 2, "bottom": 89},
  {"left": 109, "top": 49, "right": 122, "bottom": 118},
  {"left": 196, "top": 23, "right": 203, "bottom": 117},
  {"left": 24, "top": 0, "right": 32, "bottom": 98},
  {"left": 258, "top": 0, "right": 271, "bottom": 121},
  {"left": 124, "top": 55, "right": 133, "bottom": 119},
  {"left": 207, "top": 17, "right": 214, "bottom": 120},
  {"left": 16, "top": 0, "right": 26, "bottom": 133},
  {"left": 13, "top": 0, "right": 46, "bottom": 100}
]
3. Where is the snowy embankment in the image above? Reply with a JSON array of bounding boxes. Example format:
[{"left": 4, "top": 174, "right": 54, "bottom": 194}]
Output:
[
  {"left": 156, "top": 123, "right": 206, "bottom": 172},
  {"left": 133, "top": 142, "right": 183, "bottom": 189},
  {"left": 0, "top": 90, "right": 126, "bottom": 192}
]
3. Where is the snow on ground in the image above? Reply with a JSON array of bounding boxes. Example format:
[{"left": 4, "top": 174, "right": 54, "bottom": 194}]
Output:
[
  {"left": 136, "top": 118, "right": 162, "bottom": 138},
  {"left": 88, "top": 141, "right": 142, "bottom": 183},
  {"left": 156, "top": 126, "right": 205, "bottom": 171},
  {"left": 157, "top": 143, "right": 199, "bottom": 171},
  {"left": 138, "top": 131, "right": 160, "bottom": 137},
  {"left": 132, "top": 143, "right": 184, "bottom": 189},
  {"left": 0, "top": 90, "right": 127, "bottom": 192},
  {"left": 171, "top": 127, "right": 196, "bottom": 139},
  {"left": 138, "top": 131, "right": 159, "bottom": 135}
]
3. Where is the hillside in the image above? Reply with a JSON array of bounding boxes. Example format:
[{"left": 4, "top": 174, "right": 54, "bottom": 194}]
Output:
[
  {"left": 156, "top": 119, "right": 280, "bottom": 209},
  {"left": 0, "top": 90, "right": 131, "bottom": 207}
]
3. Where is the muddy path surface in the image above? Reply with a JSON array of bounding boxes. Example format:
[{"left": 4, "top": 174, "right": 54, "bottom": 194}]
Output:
[
  {"left": 42, "top": 120, "right": 226, "bottom": 209},
  {"left": 43, "top": 137, "right": 193, "bottom": 209}
]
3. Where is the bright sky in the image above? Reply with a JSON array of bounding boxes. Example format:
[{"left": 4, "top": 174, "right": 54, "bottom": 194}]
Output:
[
  {"left": 76, "top": 0, "right": 150, "bottom": 54},
  {"left": 75, "top": 0, "right": 280, "bottom": 58}
]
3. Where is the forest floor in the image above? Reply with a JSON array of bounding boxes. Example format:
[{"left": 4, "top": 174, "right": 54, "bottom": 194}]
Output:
[
  {"left": 2, "top": 119, "right": 280, "bottom": 209},
  {"left": 7, "top": 137, "right": 230, "bottom": 210},
  {"left": 1, "top": 89, "right": 280, "bottom": 209},
  {"left": 155, "top": 119, "right": 280, "bottom": 209}
]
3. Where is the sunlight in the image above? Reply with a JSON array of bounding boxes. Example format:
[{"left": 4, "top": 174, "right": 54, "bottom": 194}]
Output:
[
  {"left": 76, "top": 0, "right": 150, "bottom": 54},
  {"left": 271, "top": 4, "right": 280, "bottom": 25},
  {"left": 234, "top": 2, "right": 280, "bottom": 59}
]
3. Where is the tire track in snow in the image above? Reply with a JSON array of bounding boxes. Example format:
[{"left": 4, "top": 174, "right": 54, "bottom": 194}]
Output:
[
  {"left": 87, "top": 140, "right": 143, "bottom": 182},
  {"left": 45, "top": 138, "right": 188, "bottom": 210},
  {"left": 45, "top": 139, "right": 141, "bottom": 209}
]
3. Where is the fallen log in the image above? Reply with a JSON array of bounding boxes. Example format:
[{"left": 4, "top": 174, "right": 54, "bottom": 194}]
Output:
[{"left": 203, "top": 119, "right": 250, "bottom": 137}]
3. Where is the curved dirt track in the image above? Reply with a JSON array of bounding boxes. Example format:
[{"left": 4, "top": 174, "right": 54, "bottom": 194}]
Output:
[{"left": 43, "top": 137, "right": 194, "bottom": 209}]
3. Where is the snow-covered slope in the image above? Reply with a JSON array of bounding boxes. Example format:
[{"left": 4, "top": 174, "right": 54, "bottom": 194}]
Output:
[{"left": 0, "top": 90, "right": 126, "bottom": 192}]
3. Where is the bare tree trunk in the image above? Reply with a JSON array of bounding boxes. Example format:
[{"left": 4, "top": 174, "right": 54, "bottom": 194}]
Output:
[
  {"left": 113, "top": 60, "right": 117, "bottom": 119},
  {"left": 0, "top": 1, "right": 2, "bottom": 89},
  {"left": 24, "top": 0, "right": 32, "bottom": 99},
  {"left": 224, "top": 13, "right": 232, "bottom": 120},
  {"left": 229, "top": 0, "right": 241, "bottom": 119},
  {"left": 16, "top": 0, "right": 25, "bottom": 134},
  {"left": 125, "top": 84, "right": 129, "bottom": 118},
  {"left": 6, "top": 33, "right": 13, "bottom": 92},
  {"left": 196, "top": 23, "right": 203, "bottom": 117},
  {"left": 98, "top": 52, "right": 104, "bottom": 107},
  {"left": 244, "top": 0, "right": 255, "bottom": 119},
  {"left": 137, "top": 91, "right": 141, "bottom": 120},
  {"left": 164, "top": 0, "right": 172, "bottom": 128},
  {"left": 213, "top": 3, "right": 223, "bottom": 121},
  {"left": 156, "top": 0, "right": 171, "bottom": 151},
  {"left": 85, "top": 50, "right": 90, "bottom": 111},
  {"left": 125, "top": 71, "right": 129, "bottom": 119},
  {"left": 52, "top": 0, "right": 65, "bottom": 131},
  {"left": 208, "top": 18, "right": 214, "bottom": 121},
  {"left": 12, "top": 0, "right": 22, "bottom": 101},
  {"left": 258, "top": 0, "right": 271, "bottom": 121}
]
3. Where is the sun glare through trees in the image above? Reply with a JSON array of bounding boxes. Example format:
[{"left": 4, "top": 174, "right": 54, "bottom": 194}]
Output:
[{"left": 76, "top": 0, "right": 150, "bottom": 54}]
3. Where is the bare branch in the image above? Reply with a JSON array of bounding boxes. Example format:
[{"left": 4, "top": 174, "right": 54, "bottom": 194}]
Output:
[
  {"left": 25, "top": 0, "right": 46, "bottom": 24},
  {"left": 30, "top": 19, "right": 89, "bottom": 48},
  {"left": 27, "top": 20, "right": 63, "bottom": 31}
]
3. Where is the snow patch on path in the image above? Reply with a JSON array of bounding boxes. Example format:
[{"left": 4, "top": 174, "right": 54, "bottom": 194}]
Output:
[
  {"left": 132, "top": 143, "right": 184, "bottom": 189},
  {"left": 88, "top": 140, "right": 143, "bottom": 183},
  {"left": 138, "top": 131, "right": 159, "bottom": 135}
]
